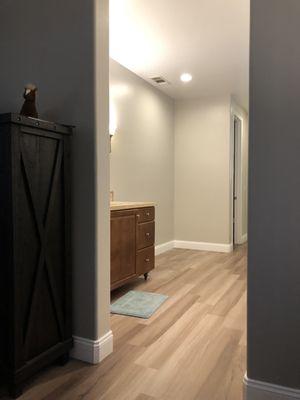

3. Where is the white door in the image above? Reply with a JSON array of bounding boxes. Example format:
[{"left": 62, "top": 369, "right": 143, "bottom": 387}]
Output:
[{"left": 233, "top": 117, "right": 242, "bottom": 245}]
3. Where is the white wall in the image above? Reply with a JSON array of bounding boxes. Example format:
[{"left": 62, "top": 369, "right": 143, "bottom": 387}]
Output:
[
  {"left": 110, "top": 59, "right": 175, "bottom": 245},
  {"left": 174, "top": 96, "right": 248, "bottom": 247}
]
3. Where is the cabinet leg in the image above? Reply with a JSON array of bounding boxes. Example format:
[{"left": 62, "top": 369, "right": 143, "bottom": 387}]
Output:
[
  {"left": 9, "top": 383, "right": 23, "bottom": 399},
  {"left": 58, "top": 352, "right": 70, "bottom": 366},
  {"left": 144, "top": 273, "right": 149, "bottom": 281}
]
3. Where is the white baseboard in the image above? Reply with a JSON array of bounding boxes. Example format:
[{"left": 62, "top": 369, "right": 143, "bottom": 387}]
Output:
[
  {"left": 155, "top": 240, "right": 234, "bottom": 254},
  {"left": 174, "top": 240, "right": 233, "bottom": 253},
  {"left": 155, "top": 241, "right": 174, "bottom": 255},
  {"left": 244, "top": 375, "right": 300, "bottom": 399},
  {"left": 71, "top": 330, "right": 113, "bottom": 364},
  {"left": 241, "top": 233, "right": 248, "bottom": 244}
]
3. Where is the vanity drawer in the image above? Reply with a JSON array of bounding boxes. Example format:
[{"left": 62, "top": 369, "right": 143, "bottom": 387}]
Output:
[
  {"left": 136, "top": 207, "right": 155, "bottom": 223},
  {"left": 137, "top": 221, "right": 155, "bottom": 250},
  {"left": 136, "top": 247, "right": 155, "bottom": 275}
]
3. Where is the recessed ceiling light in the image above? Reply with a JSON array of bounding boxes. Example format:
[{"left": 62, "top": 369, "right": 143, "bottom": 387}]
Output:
[{"left": 180, "top": 73, "right": 193, "bottom": 83}]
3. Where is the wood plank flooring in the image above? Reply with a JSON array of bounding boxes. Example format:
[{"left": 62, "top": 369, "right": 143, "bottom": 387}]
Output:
[{"left": 0, "top": 245, "right": 247, "bottom": 400}]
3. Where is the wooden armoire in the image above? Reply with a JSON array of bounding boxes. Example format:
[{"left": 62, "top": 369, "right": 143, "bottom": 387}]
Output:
[{"left": 0, "top": 114, "right": 73, "bottom": 398}]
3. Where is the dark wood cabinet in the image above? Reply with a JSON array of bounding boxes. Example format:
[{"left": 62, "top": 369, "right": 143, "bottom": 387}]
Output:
[
  {"left": 137, "top": 221, "right": 155, "bottom": 250},
  {"left": 136, "top": 246, "right": 155, "bottom": 276},
  {"left": 111, "top": 206, "right": 155, "bottom": 290},
  {"left": 0, "top": 114, "right": 73, "bottom": 398},
  {"left": 111, "top": 210, "right": 136, "bottom": 285}
]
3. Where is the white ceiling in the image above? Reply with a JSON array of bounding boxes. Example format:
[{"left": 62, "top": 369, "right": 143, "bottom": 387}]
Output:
[{"left": 110, "top": 0, "right": 250, "bottom": 111}]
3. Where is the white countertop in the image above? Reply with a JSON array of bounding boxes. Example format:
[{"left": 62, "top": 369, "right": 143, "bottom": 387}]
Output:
[{"left": 110, "top": 201, "right": 155, "bottom": 211}]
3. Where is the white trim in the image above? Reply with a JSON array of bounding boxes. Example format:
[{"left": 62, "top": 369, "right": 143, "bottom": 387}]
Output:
[
  {"left": 244, "top": 375, "right": 300, "bottom": 400},
  {"left": 230, "top": 99, "right": 248, "bottom": 246},
  {"left": 234, "top": 117, "right": 243, "bottom": 243},
  {"left": 156, "top": 240, "right": 235, "bottom": 254},
  {"left": 174, "top": 240, "right": 233, "bottom": 253},
  {"left": 241, "top": 233, "right": 248, "bottom": 244},
  {"left": 230, "top": 109, "right": 243, "bottom": 244},
  {"left": 155, "top": 241, "right": 174, "bottom": 255},
  {"left": 71, "top": 330, "right": 113, "bottom": 364}
]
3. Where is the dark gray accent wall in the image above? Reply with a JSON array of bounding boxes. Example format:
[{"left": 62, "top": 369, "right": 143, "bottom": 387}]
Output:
[
  {"left": 248, "top": 0, "right": 300, "bottom": 389},
  {"left": 0, "top": 0, "right": 98, "bottom": 340}
]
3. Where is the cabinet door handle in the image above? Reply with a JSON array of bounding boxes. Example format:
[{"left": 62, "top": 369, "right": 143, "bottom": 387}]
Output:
[
  {"left": 137, "top": 214, "right": 140, "bottom": 218},
  {"left": 145, "top": 258, "right": 150, "bottom": 263},
  {"left": 145, "top": 232, "right": 150, "bottom": 237}
]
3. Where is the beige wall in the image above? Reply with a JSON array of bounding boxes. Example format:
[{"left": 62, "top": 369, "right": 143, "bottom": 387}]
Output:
[
  {"left": 110, "top": 59, "right": 175, "bottom": 245},
  {"left": 174, "top": 96, "right": 233, "bottom": 245}
]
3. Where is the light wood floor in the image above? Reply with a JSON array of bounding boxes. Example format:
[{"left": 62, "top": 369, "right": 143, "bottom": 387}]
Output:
[{"left": 1, "top": 245, "right": 247, "bottom": 400}]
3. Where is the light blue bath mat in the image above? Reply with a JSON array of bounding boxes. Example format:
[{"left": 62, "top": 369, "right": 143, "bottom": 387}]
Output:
[{"left": 111, "top": 291, "right": 169, "bottom": 319}]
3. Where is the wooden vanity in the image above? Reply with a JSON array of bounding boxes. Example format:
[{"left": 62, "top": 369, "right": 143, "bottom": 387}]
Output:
[{"left": 111, "top": 202, "right": 155, "bottom": 290}]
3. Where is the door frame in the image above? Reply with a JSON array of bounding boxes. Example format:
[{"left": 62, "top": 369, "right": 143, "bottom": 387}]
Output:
[{"left": 230, "top": 104, "right": 245, "bottom": 245}]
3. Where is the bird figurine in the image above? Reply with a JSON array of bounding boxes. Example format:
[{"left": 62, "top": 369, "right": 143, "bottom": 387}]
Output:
[{"left": 20, "top": 84, "right": 38, "bottom": 118}]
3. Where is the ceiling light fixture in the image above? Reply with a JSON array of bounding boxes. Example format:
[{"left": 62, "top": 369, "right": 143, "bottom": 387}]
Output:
[{"left": 180, "top": 73, "right": 193, "bottom": 83}]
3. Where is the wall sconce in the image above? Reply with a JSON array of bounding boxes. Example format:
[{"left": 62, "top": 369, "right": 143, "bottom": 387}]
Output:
[
  {"left": 109, "top": 121, "right": 117, "bottom": 153},
  {"left": 109, "top": 103, "right": 118, "bottom": 152},
  {"left": 109, "top": 126, "right": 117, "bottom": 139},
  {"left": 109, "top": 104, "right": 117, "bottom": 152}
]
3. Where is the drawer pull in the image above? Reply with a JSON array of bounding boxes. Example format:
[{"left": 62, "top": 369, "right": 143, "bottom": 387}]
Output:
[
  {"left": 145, "top": 232, "right": 150, "bottom": 237},
  {"left": 137, "top": 214, "right": 140, "bottom": 218},
  {"left": 146, "top": 212, "right": 150, "bottom": 216},
  {"left": 145, "top": 258, "right": 150, "bottom": 263}
]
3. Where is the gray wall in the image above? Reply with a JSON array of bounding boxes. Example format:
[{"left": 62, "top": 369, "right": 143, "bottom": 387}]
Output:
[
  {"left": 110, "top": 59, "right": 175, "bottom": 245},
  {"left": 248, "top": 0, "right": 300, "bottom": 389},
  {"left": 0, "top": 0, "right": 110, "bottom": 341}
]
